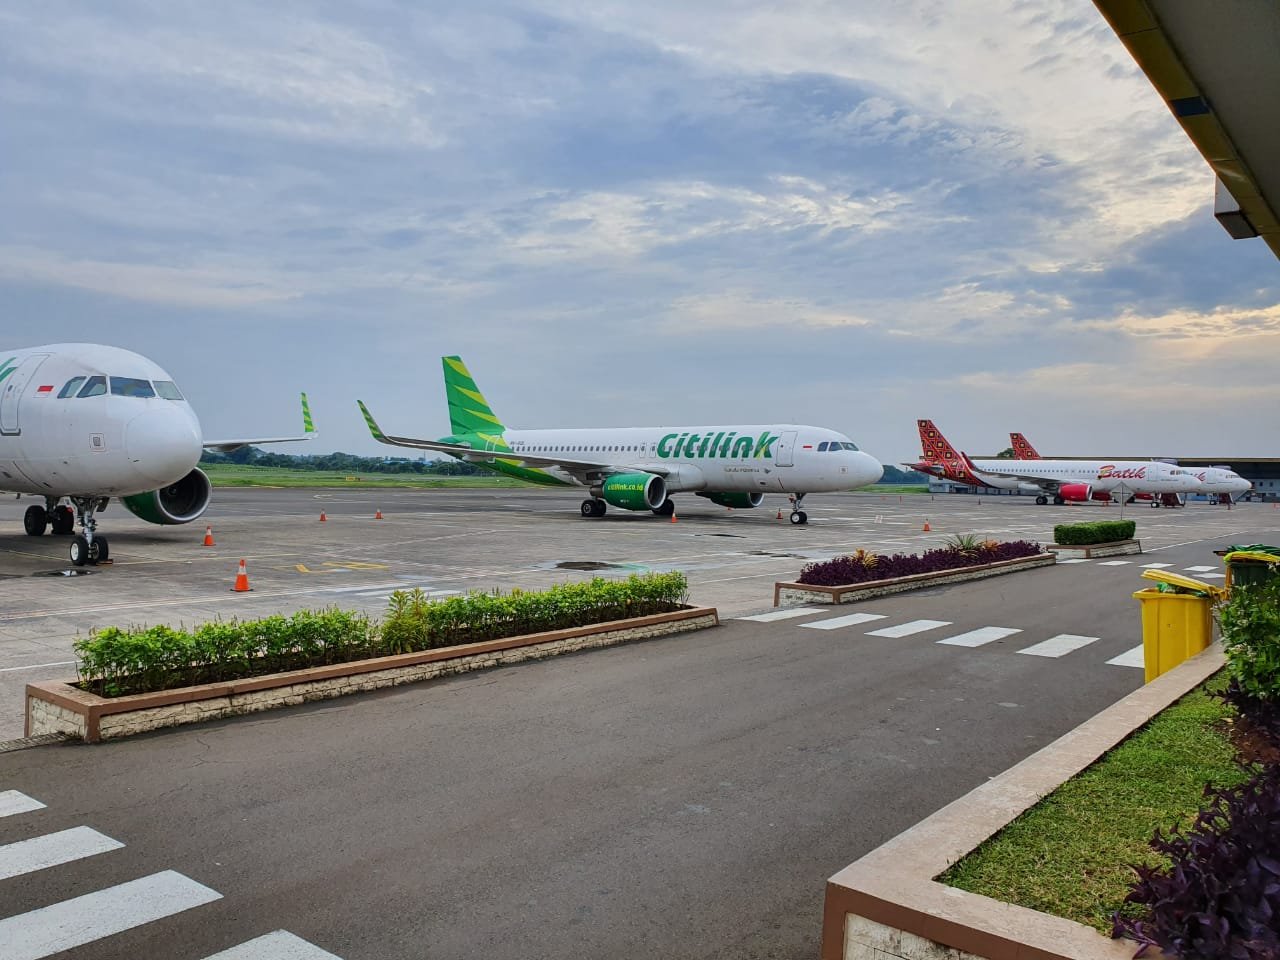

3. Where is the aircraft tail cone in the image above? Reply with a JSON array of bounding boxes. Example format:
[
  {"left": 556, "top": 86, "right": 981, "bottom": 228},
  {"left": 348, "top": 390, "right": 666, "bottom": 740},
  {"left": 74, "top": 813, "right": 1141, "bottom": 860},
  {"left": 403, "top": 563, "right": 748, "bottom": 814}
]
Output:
[
  {"left": 319, "top": 511, "right": 327, "bottom": 522},
  {"left": 922, "top": 520, "right": 931, "bottom": 532},
  {"left": 231, "top": 558, "right": 252, "bottom": 593},
  {"left": 202, "top": 525, "right": 215, "bottom": 547},
  {"left": 375, "top": 509, "right": 383, "bottom": 520}
]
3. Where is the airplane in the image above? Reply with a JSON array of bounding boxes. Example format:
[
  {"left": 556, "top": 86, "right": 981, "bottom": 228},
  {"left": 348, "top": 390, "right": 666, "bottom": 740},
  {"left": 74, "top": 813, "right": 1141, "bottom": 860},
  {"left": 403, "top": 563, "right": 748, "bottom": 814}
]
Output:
[
  {"left": 906, "top": 420, "right": 1203, "bottom": 505},
  {"left": 1, "top": 343, "right": 314, "bottom": 565},
  {"left": 357, "top": 356, "right": 884, "bottom": 524},
  {"left": 1010, "top": 432, "right": 1251, "bottom": 504}
]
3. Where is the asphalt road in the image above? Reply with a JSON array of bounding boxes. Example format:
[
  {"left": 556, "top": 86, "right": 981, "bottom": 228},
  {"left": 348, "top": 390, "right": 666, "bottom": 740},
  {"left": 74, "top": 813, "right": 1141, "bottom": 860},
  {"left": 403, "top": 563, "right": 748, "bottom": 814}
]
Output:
[{"left": 1, "top": 491, "right": 1275, "bottom": 959}]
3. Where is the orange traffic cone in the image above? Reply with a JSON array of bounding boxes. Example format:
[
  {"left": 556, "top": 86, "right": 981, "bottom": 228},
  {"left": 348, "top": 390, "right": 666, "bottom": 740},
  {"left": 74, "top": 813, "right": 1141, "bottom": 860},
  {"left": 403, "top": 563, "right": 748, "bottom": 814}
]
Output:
[
  {"left": 374, "top": 509, "right": 383, "bottom": 520},
  {"left": 202, "top": 525, "right": 215, "bottom": 547},
  {"left": 922, "top": 520, "right": 931, "bottom": 532},
  {"left": 670, "top": 512, "right": 677, "bottom": 523},
  {"left": 319, "top": 511, "right": 327, "bottom": 522},
  {"left": 776, "top": 509, "right": 783, "bottom": 520},
  {"left": 231, "top": 558, "right": 252, "bottom": 592}
]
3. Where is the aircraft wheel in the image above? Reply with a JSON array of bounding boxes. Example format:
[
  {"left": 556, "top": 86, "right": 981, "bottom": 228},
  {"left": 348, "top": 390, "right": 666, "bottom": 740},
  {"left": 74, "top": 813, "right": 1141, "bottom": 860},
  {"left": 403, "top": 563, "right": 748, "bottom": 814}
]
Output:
[
  {"left": 23, "top": 505, "right": 48, "bottom": 536},
  {"left": 52, "top": 506, "right": 75, "bottom": 535},
  {"left": 789, "top": 510, "right": 808, "bottom": 525},
  {"left": 581, "top": 499, "right": 606, "bottom": 518},
  {"left": 652, "top": 499, "right": 675, "bottom": 517},
  {"left": 1035, "top": 496, "right": 1048, "bottom": 506},
  {"left": 1053, "top": 495, "right": 1065, "bottom": 506},
  {"left": 70, "top": 536, "right": 90, "bottom": 567},
  {"left": 90, "top": 536, "right": 109, "bottom": 563}
]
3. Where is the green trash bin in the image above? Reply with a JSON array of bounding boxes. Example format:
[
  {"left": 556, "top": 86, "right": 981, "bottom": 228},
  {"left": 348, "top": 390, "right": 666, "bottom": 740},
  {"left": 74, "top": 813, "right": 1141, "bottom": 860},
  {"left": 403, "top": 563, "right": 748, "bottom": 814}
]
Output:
[{"left": 1220, "top": 545, "right": 1280, "bottom": 591}]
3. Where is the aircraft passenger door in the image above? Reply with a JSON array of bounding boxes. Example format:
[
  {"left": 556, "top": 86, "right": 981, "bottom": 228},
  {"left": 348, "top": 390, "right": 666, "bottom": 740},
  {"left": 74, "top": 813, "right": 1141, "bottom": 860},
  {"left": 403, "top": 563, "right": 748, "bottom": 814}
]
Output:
[
  {"left": 774, "top": 431, "right": 797, "bottom": 467},
  {"left": 0, "top": 354, "right": 50, "bottom": 436}
]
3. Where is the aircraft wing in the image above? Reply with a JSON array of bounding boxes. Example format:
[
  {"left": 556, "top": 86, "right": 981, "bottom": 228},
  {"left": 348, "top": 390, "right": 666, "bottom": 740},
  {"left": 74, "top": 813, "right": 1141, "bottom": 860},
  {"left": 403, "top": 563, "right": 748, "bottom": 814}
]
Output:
[
  {"left": 357, "top": 401, "right": 670, "bottom": 482},
  {"left": 960, "top": 452, "right": 1064, "bottom": 492},
  {"left": 204, "top": 393, "right": 317, "bottom": 453}
]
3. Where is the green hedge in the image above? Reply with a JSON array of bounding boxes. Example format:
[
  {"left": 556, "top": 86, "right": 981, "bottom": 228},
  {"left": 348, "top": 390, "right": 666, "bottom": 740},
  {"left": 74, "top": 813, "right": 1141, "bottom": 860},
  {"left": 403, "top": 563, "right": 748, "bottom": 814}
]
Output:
[
  {"left": 75, "top": 572, "right": 689, "bottom": 697},
  {"left": 1052, "top": 520, "right": 1136, "bottom": 546}
]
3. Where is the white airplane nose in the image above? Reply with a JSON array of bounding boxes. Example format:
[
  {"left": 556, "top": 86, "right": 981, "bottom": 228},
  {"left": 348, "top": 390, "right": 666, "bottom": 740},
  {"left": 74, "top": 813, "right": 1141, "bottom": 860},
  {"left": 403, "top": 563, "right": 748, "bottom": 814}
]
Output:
[
  {"left": 126, "top": 408, "right": 203, "bottom": 486},
  {"left": 854, "top": 452, "right": 884, "bottom": 486}
]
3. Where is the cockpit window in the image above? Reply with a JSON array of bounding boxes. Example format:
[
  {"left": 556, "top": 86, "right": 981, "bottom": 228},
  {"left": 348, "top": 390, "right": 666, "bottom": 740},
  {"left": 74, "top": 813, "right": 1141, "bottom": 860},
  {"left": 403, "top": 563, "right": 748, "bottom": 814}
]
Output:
[
  {"left": 153, "top": 380, "right": 184, "bottom": 400},
  {"left": 841, "top": 441, "right": 860, "bottom": 451},
  {"left": 76, "top": 376, "right": 107, "bottom": 398},
  {"left": 110, "top": 377, "right": 156, "bottom": 398},
  {"left": 818, "top": 442, "right": 829, "bottom": 452},
  {"left": 58, "top": 377, "right": 87, "bottom": 399}
]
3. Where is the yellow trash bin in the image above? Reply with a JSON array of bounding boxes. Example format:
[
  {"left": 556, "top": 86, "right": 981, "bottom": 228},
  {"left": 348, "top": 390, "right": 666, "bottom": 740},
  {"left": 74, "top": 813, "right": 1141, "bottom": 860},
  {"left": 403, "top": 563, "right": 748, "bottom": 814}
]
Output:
[{"left": 1131, "top": 571, "right": 1224, "bottom": 683}]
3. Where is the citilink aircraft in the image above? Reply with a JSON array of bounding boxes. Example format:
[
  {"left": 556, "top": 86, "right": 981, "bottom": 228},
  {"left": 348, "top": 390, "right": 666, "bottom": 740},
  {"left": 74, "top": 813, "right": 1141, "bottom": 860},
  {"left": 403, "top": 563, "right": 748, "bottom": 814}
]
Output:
[
  {"left": 0, "top": 343, "right": 313, "bottom": 565},
  {"left": 358, "top": 356, "right": 883, "bottom": 524}
]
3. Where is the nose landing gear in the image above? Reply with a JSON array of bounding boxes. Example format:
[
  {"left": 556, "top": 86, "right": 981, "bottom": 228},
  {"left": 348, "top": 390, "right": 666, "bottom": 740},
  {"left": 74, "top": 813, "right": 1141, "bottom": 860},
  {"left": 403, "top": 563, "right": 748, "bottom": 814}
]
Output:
[
  {"left": 788, "top": 493, "right": 809, "bottom": 525},
  {"left": 67, "top": 497, "right": 110, "bottom": 566}
]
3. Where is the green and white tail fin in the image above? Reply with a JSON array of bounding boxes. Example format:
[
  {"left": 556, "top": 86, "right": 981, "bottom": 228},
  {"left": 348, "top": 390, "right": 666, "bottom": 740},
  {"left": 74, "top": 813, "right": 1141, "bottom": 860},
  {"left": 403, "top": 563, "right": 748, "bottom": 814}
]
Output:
[{"left": 442, "top": 356, "right": 506, "bottom": 440}]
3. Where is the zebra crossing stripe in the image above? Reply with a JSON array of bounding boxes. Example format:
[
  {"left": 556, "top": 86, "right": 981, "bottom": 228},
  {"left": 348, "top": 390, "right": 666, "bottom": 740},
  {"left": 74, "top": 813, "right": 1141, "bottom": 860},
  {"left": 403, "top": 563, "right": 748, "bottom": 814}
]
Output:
[
  {"left": 1018, "top": 634, "right": 1099, "bottom": 658},
  {"left": 737, "top": 607, "right": 824, "bottom": 622},
  {"left": 201, "top": 930, "right": 343, "bottom": 959},
  {"left": 1140, "top": 563, "right": 1173, "bottom": 569},
  {"left": 1106, "top": 645, "right": 1145, "bottom": 669},
  {"left": 799, "top": 612, "right": 888, "bottom": 631},
  {"left": 0, "top": 826, "right": 124, "bottom": 880},
  {"left": 936, "top": 626, "right": 1023, "bottom": 648},
  {"left": 1097, "top": 560, "right": 1132, "bottom": 566},
  {"left": 1055, "top": 558, "right": 1090, "bottom": 564},
  {"left": 0, "top": 791, "right": 45, "bottom": 818},
  {"left": 865, "top": 619, "right": 952, "bottom": 638},
  {"left": 0, "top": 869, "right": 222, "bottom": 960},
  {"left": 1183, "top": 565, "right": 1218, "bottom": 573}
]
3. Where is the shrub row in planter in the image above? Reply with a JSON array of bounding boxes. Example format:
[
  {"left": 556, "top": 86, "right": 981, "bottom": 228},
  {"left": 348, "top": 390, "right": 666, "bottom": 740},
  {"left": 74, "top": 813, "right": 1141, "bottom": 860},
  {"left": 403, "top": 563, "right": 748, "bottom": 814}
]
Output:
[
  {"left": 796, "top": 539, "right": 1044, "bottom": 588},
  {"left": 1052, "top": 520, "right": 1136, "bottom": 546},
  {"left": 1112, "top": 575, "right": 1280, "bottom": 958},
  {"left": 75, "top": 572, "right": 690, "bottom": 698}
]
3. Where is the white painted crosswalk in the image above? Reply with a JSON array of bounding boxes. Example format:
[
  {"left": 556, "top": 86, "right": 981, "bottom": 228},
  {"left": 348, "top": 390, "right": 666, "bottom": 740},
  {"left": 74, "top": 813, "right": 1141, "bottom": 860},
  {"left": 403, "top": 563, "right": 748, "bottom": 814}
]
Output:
[
  {"left": 0, "top": 792, "right": 346, "bottom": 960},
  {"left": 1, "top": 870, "right": 223, "bottom": 960},
  {"left": 1097, "top": 560, "right": 1132, "bottom": 566},
  {"left": 1018, "top": 634, "right": 1099, "bottom": 658},
  {"left": 737, "top": 607, "right": 825, "bottom": 622},
  {"left": 936, "top": 626, "right": 1022, "bottom": 648},
  {"left": 0, "top": 826, "right": 123, "bottom": 880},
  {"left": 865, "top": 619, "right": 951, "bottom": 638},
  {"left": 1106, "top": 645, "right": 1145, "bottom": 669},
  {"left": 798, "top": 612, "right": 888, "bottom": 631}
]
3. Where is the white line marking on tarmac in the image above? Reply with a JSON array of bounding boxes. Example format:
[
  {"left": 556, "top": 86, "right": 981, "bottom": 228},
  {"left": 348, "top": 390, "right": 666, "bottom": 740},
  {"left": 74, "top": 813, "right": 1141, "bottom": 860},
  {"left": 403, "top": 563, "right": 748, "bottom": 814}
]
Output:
[
  {"left": 865, "top": 619, "right": 952, "bottom": 638},
  {"left": 0, "top": 870, "right": 222, "bottom": 960},
  {"left": 1098, "top": 561, "right": 1132, "bottom": 566},
  {"left": 936, "top": 626, "right": 1023, "bottom": 648},
  {"left": 1183, "top": 565, "right": 1218, "bottom": 572},
  {"left": 799, "top": 612, "right": 888, "bottom": 631},
  {"left": 1140, "top": 563, "right": 1173, "bottom": 569},
  {"left": 1018, "top": 634, "right": 1099, "bottom": 658},
  {"left": 0, "top": 791, "right": 46, "bottom": 818},
  {"left": 201, "top": 930, "right": 343, "bottom": 959},
  {"left": 1106, "top": 645, "right": 1145, "bottom": 668},
  {"left": 1199, "top": 573, "right": 1227, "bottom": 579},
  {"left": 1055, "top": 558, "right": 1090, "bottom": 564},
  {"left": 0, "top": 661, "right": 76, "bottom": 674},
  {"left": 737, "top": 608, "right": 825, "bottom": 622},
  {"left": 0, "top": 826, "right": 124, "bottom": 880}
]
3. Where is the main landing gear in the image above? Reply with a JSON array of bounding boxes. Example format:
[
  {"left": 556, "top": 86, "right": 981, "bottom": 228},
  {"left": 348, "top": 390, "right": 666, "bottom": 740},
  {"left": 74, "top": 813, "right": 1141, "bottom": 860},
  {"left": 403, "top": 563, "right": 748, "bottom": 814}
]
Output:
[
  {"left": 22, "top": 500, "right": 74, "bottom": 536},
  {"left": 581, "top": 498, "right": 607, "bottom": 518},
  {"left": 788, "top": 494, "right": 808, "bottom": 525},
  {"left": 652, "top": 498, "right": 675, "bottom": 517}
]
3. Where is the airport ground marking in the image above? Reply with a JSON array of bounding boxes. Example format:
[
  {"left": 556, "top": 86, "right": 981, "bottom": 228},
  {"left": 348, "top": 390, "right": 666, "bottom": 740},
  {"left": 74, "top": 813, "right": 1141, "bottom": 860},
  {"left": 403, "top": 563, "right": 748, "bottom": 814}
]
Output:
[
  {"left": 0, "top": 790, "right": 46, "bottom": 818},
  {"left": 0, "top": 826, "right": 124, "bottom": 881},
  {"left": 1018, "top": 634, "right": 1099, "bottom": 658},
  {"left": 800, "top": 612, "right": 888, "bottom": 631},
  {"left": 936, "top": 626, "right": 1023, "bottom": 648},
  {"left": 866, "top": 619, "right": 952, "bottom": 638},
  {"left": 1106, "top": 645, "right": 1145, "bottom": 668},
  {"left": 0, "top": 660, "right": 77, "bottom": 674}
]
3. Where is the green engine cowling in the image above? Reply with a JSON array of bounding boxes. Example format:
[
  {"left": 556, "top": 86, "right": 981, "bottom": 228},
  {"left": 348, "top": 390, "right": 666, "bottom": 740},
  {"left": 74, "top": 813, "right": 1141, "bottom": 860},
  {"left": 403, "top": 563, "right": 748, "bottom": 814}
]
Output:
[
  {"left": 120, "top": 468, "right": 213, "bottom": 525},
  {"left": 698, "top": 491, "right": 764, "bottom": 509},
  {"left": 597, "top": 473, "right": 667, "bottom": 511}
]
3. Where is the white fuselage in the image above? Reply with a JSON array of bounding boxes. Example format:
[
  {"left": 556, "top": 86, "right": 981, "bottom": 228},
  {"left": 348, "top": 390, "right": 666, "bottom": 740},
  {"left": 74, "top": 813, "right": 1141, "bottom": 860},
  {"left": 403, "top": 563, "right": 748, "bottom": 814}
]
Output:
[
  {"left": 1192, "top": 467, "right": 1251, "bottom": 497},
  {"left": 502, "top": 426, "right": 884, "bottom": 494},
  {"left": 0, "top": 344, "right": 203, "bottom": 497},
  {"left": 965, "top": 457, "right": 1204, "bottom": 496}
]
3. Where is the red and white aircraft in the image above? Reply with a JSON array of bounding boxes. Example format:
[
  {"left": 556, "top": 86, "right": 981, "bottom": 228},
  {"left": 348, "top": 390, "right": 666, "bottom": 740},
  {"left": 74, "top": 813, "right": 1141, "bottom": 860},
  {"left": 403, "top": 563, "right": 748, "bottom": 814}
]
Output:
[{"left": 906, "top": 421, "right": 1204, "bottom": 505}]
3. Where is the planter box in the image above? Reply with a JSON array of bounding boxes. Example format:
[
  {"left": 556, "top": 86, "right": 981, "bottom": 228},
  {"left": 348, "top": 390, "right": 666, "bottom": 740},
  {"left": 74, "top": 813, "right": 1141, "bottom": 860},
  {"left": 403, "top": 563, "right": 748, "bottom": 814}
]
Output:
[
  {"left": 26, "top": 606, "right": 719, "bottom": 743},
  {"left": 1048, "top": 539, "right": 1142, "bottom": 559},
  {"left": 774, "top": 554, "right": 1056, "bottom": 607},
  {"left": 820, "top": 644, "right": 1222, "bottom": 960}
]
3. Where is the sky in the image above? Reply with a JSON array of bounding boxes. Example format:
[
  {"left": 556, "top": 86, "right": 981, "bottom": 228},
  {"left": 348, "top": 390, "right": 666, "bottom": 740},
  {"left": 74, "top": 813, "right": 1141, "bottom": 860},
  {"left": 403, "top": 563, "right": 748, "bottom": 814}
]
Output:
[{"left": 2, "top": 0, "right": 1277, "bottom": 467}]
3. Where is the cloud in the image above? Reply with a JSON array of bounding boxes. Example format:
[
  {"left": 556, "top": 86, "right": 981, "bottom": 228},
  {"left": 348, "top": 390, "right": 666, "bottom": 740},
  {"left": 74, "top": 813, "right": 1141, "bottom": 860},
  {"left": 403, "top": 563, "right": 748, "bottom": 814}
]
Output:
[{"left": 664, "top": 293, "right": 871, "bottom": 332}]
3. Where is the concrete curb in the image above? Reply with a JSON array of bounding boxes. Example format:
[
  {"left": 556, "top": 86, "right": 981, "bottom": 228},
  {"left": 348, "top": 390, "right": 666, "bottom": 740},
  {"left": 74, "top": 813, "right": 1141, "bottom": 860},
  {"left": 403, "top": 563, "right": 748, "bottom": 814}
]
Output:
[
  {"left": 26, "top": 606, "right": 719, "bottom": 743},
  {"left": 820, "top": 643, "right": 1223, "bottom": 960},
  {"left": 774, "top": 554, "right": 1057, "bottom": 607},
  {"left": 1048, "top": 539, "right": 1142, "bottom": 559}
]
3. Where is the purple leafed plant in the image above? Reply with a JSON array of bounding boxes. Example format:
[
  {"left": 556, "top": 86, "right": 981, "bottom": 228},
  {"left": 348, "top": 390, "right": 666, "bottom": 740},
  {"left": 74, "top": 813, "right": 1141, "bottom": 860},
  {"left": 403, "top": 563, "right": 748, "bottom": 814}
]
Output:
[
  {"left": 1112, "top": 766, "right": 1280, "bottom": 959},
  {"left": 796, "top": 540, "right": 1043, "bottom": 587}
]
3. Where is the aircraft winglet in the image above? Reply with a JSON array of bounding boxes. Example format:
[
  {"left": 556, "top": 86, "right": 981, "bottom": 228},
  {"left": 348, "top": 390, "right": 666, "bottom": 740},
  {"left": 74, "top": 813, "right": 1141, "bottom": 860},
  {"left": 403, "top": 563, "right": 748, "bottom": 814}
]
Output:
[
  {"left": 301, "top": 392, "right": 316, "bottom": 435},
  {"left": 357, "top": 400, "right": 387, "bottom": 442}
]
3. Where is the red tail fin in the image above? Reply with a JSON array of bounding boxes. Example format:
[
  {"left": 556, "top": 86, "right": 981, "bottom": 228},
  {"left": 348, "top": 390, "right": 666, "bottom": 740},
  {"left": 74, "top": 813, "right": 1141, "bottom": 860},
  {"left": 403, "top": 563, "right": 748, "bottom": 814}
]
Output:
[
  {"left": 1009, "top": 432, "right": 1041, "bottom": 459},
  {"left": 917, "top": 420, "right": 963, "bottom": 467}
]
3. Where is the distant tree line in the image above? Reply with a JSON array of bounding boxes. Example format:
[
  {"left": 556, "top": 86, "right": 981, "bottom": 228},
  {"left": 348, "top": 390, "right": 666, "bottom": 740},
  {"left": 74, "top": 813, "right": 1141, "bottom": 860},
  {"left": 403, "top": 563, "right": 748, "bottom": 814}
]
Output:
[{"left": 201, "top": 448, "right": 931, "bottom": 483}]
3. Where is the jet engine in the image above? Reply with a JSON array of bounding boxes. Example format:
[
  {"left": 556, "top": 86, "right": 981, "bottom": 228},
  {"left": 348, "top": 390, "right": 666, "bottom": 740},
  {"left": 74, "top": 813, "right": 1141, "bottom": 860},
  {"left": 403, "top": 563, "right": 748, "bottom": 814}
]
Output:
[
  {"left": 595, "top": 473, "right": 667, "bottom": 511},
  {"left": 1058, "top": 483, "right": 1093, "bottom": 502},
  {"left": 697, "top": 491, "right": 764, "bottom": 509},
  {"left": 120, "top": 468, "right": 213, "bottom": 524}
]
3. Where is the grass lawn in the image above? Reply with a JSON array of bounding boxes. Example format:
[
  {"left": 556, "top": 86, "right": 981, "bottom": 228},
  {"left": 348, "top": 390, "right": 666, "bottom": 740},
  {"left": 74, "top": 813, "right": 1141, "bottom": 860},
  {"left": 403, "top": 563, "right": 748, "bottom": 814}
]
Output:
[
  {"left": 937, "top": 679, "right": 1248, "bottom": 933},
  {"left": 202, "top": 464, "right": 528, "bottom": 489},
  {"left": 867, "top": 484, "right": 931, "bottom": 494}
]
